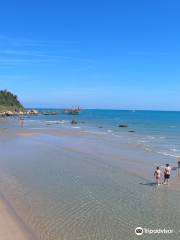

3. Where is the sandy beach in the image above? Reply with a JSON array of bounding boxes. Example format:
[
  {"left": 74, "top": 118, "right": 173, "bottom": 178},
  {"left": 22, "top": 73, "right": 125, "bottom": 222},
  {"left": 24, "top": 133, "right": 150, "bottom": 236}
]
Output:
[
  {"left": 0, "top": 124, "right": 180, "bottom": 240},
  {"left": 0, "top": 194, "right": 33, "bottom": 240}
]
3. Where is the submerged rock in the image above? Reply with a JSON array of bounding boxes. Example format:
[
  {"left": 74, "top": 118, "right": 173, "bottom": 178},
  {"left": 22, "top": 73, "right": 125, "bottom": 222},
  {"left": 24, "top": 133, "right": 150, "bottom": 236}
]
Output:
[
  {"left": 71, "top": 120, "right": 78, "bottom": 124},
  {"left": 118, "top": 124, "right": 128, "bottom": 128},
  {"left": 128, "top": 130, "right": 135, "bottom": 133}
]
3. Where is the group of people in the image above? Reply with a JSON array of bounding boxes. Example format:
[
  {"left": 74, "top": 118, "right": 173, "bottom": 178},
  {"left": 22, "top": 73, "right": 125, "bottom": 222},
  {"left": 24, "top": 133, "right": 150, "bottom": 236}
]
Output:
[{"left": 154, "top": 164, "right": 171, "bottom": 186}]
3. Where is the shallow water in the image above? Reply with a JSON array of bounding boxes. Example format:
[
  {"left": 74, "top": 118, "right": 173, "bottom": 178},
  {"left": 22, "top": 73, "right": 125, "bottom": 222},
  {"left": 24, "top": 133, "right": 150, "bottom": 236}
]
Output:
[
  {"left": 9, "top": 109, "right": 180, "bottom": 161},
  {"left": 0, "top": 129, "right": 180, "bottom": 240}
]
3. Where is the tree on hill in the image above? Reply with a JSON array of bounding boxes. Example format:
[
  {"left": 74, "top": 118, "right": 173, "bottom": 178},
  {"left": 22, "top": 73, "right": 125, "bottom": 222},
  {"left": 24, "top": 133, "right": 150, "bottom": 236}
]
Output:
[{"left": 0, "top": 90, "right": 24, "bottom": 111}]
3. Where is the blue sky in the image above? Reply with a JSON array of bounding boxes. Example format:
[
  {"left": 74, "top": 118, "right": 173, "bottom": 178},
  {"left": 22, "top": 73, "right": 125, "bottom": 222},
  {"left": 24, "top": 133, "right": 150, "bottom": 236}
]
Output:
[{"left": 0, "top": 0, "right": 180, "bottom": 110}]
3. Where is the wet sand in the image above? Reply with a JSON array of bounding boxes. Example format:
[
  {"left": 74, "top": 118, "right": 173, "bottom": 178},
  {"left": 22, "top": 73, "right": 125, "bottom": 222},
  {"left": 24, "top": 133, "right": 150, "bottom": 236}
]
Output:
[
  {"left": 0, "top": 127, "right": 180, "bottom": 240},
  {"left": 0, "top": 194, "right": 33, "bottom": 240}
]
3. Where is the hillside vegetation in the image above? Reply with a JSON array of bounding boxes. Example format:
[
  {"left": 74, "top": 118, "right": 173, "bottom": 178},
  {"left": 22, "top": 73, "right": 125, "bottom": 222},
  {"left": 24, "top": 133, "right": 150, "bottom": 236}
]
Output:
[{"left": 0, "top": 90, "right": 24, "bottom": 112}]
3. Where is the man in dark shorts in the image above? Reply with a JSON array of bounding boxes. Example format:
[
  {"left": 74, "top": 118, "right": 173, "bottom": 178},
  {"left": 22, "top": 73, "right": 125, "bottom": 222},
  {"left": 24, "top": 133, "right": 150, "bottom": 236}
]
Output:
[
  {"left": 163, "top": 164, "right": 171, "bottom": 185},
  {"left": 178, "top": 159, "right": 180, "bottom": 169}
]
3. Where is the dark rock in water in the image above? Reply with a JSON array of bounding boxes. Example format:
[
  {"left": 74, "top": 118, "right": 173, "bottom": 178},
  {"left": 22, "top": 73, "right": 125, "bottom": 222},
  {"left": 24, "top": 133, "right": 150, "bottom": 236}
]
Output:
[
  {"left": 98, "top": 126, "right": 103, "bottom": 128},
  {"left": 43, "top": 112, "right": 58, "bottom": 115},
  {"left": 64, "top": 108, "right": 80, "bottom": 115},
  {"left": 118, "top": 124, "right": 128, "bottom": 128},
  {"left": 128, "top": 130, "right": 135, "bottom": 133},
  {"left": 71, "top": 120, "right": 78, "bottom": 124}
]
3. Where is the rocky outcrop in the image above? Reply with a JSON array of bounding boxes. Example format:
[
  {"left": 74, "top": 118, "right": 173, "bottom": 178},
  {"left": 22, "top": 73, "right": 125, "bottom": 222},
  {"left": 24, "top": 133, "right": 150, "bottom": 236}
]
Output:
[
  {"left": 0, "top": 110, "right": 25, "bottom": 117},
  {"left": 26, "top": 109, "right": 39, "bottom": 115},
  {"left": 118, "top": 124, "right": 128, "bottom": 128},
  {"left": 71, "top": 120, "right": 78, "bottom": 124}
]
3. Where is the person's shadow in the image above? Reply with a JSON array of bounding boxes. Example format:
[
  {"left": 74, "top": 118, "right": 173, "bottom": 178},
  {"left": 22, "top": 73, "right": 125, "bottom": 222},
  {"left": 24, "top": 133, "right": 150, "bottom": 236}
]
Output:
[{"left": 139, "top": 182, "right": 156, "bottom": 187}]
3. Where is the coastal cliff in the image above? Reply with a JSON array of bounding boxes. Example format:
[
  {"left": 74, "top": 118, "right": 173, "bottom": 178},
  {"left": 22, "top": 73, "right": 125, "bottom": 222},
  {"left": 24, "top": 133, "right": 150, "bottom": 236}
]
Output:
[
  {"left": 0, "top": 90, "right": 24, "bottom": 114},
  {"left": 0, "top": 90, "right": 57, "bottom": 117}
]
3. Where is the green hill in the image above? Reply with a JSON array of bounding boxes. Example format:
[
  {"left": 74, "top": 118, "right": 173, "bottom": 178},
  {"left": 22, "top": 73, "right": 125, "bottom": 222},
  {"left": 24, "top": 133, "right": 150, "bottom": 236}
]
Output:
[{"left": 0, "top": 90, "right": 24, "bottom": 112}]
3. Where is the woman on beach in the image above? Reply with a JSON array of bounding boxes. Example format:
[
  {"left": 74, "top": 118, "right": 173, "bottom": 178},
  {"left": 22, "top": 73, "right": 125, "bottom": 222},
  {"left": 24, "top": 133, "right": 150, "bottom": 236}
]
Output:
[
  {"left": 154, "top": 166, "right": 161, "bottom": 186},
  {"left": 163, "top": 164, "right": 171, "bottom": 185}
]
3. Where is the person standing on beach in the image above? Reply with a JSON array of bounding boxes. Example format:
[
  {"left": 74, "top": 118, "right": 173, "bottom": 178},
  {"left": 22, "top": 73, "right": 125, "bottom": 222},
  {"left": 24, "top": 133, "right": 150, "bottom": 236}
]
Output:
[
  {"left": 163, "top": 164, "right": 171, "bottom": 185},
  {"left": 19, "top": 118, "right": 24, "bottom": 128},
  {"left": 154, "top": 166, "right": 161, "bottom": 186},
  {"left": 177, "top": 159, "right": 180, "bottom": 177},
  {"left": 178, "top": 159, "right": 180, "bottom": 169}
]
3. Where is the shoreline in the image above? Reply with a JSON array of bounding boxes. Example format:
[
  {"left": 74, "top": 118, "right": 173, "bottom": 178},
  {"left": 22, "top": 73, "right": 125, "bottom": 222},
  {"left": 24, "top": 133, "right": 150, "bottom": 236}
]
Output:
[
  {"left": 0, "top": 123, "right": 180, "bottom": 239},
  {"left": 1, "top": 126, "right": 179, "bottom": 182},
  {"left": 0, "top": 192, "right": 37, "bottom": 240}
]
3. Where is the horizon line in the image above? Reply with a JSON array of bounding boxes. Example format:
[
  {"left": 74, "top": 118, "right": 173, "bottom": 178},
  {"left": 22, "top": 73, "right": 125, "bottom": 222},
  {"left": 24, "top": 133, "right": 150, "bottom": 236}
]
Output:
[{"left": 24, "top": 107, "right": 180, "bottom": 112}]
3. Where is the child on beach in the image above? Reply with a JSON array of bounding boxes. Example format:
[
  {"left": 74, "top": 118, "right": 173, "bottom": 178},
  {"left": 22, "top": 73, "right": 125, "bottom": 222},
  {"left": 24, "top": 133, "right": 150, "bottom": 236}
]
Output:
[
  {"left": 163, "top": 164, "right": 171, "bottom": 185},
  {"left": 154, "top": 166, "right": 161, "bottom": 186}
]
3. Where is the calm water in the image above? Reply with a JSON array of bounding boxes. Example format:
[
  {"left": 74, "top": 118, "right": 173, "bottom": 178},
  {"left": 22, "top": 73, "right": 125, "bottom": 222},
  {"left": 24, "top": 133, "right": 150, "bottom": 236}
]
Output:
[
  {"left": 24, "top": 109, "right": 180, "bottom": 160},
  {"left": 0, "top": 132, "right": 180, "bottom": 240}
]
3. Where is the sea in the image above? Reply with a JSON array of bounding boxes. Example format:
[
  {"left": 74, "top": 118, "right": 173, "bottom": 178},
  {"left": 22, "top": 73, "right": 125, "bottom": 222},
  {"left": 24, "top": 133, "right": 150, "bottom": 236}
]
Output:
[{"left": 23, "top": 109, "right": 180, "bottom": 161}]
